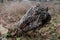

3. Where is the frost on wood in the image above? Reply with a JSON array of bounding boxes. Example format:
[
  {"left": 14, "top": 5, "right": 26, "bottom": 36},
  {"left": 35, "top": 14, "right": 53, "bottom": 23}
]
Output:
[{"left": 7, "top": 4, "right": 51, "bottom": 37}]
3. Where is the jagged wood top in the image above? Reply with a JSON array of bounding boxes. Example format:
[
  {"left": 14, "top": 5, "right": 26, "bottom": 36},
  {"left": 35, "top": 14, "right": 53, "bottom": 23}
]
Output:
[{"left": 7, "top": 5, "right": 51, "bottom": 37}]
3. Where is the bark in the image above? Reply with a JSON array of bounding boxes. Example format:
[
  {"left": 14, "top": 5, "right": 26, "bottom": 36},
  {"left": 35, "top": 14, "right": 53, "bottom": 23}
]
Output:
[{"left": 7, "top": 5, "right": 51, "bottom": 37}]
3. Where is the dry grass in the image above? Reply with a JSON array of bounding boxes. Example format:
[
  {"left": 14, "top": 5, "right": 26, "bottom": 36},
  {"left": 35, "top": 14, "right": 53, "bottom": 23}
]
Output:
[
  {"left": 0, "top": 1, "right": 33, "bottom": 29},
  {"left": 0, "top": 1, "right": 60, "bottom": 40}
]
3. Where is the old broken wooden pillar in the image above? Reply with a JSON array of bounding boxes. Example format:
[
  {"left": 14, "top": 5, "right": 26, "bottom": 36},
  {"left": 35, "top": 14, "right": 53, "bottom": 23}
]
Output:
[{"left": 7, "top": 4, "right": 51, "bottom": 37}]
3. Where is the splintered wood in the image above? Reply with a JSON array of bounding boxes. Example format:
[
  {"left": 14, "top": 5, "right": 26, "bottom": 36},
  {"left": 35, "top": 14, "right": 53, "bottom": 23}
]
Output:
[{"left": 8, "top": 4, "right": 51, "bottom": 37}]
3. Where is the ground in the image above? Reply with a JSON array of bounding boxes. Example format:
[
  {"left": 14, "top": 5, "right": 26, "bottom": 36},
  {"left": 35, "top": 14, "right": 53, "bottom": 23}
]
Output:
[{"left": 0, "top": 1, "right": 60, "bottom": 40}]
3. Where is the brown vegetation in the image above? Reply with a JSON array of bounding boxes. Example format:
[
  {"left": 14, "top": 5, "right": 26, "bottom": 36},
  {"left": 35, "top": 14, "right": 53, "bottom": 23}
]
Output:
[{"left": 0, "top": 1, "right": 60, "bottom": 40}]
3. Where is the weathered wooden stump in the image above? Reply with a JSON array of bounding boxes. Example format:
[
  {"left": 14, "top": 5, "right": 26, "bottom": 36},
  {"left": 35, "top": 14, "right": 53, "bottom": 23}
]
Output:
[{"left": 7, "top": 4, "right": 51, "bottom": 37}]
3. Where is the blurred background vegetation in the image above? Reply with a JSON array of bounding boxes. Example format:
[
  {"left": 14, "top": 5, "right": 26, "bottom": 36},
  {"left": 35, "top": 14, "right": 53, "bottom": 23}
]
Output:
[{"left": 0, "top": 0, "right": 60, "bottom": 3}]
